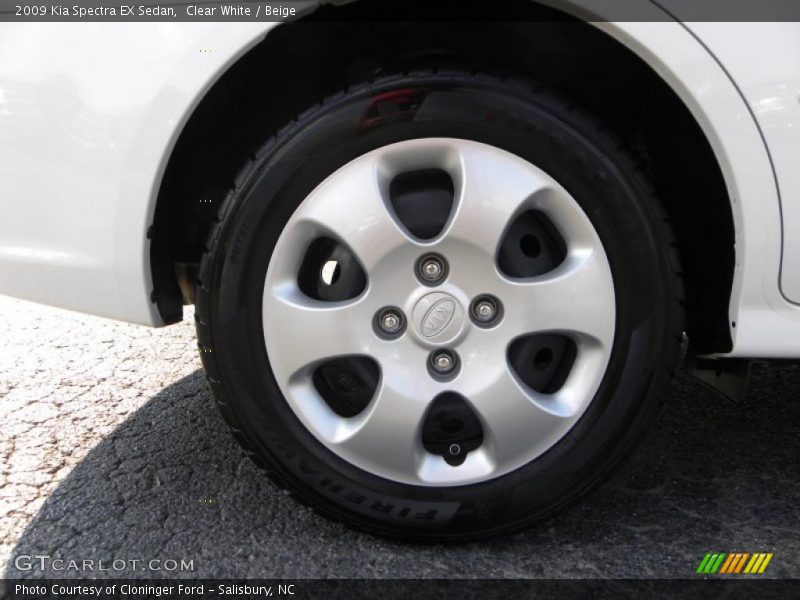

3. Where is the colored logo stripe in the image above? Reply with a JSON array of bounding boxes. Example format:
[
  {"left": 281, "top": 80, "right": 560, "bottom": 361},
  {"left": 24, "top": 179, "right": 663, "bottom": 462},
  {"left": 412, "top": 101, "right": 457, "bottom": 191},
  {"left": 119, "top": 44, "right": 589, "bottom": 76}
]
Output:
[
  {"left": 744, "top": 553, "right": 773, "bottom": 574},
  {"left": 719, "top": 553, "right": 748, "bottom": 573},
  {"left": 697, "top": 553, "right": 726, "bottom": 574},
  {"left": 697, "top": 552, "right": 773, "bottom": 574},
  {"left": 719, "top": 553, "right": 736, "bottom": 573}
]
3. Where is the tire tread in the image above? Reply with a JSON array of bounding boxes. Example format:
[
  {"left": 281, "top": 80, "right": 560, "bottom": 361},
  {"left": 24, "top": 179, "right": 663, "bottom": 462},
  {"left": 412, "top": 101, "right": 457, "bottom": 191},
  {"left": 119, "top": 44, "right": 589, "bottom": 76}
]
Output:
[{"left": 194, "top": 68, "right": 685, "bottom": 541}]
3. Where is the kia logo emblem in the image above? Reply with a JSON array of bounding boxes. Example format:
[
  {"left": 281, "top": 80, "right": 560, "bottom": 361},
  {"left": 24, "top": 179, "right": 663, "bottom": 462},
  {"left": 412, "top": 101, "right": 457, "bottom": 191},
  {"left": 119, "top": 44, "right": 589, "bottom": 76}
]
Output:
[{"left": 420, "top": 298, "right": 456, "bottom": 337}]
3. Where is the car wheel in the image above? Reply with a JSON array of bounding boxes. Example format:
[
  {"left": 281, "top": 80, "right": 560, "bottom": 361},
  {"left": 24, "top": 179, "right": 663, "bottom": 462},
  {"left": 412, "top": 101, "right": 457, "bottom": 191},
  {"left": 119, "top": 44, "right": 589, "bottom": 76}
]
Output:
[{"left": 195, "top": 70, "right": 684, "bottom": 540}]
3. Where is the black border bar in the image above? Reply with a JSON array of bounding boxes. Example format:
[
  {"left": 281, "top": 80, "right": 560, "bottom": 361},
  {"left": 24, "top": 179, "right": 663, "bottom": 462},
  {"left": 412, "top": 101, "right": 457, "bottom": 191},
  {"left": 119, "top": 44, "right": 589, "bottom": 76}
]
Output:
[
  {"left": 2, "top": 0, "right": 800, "bottom": 22},
  {"left": 2, "top": 579, "right": 799, "bottom": 600}
]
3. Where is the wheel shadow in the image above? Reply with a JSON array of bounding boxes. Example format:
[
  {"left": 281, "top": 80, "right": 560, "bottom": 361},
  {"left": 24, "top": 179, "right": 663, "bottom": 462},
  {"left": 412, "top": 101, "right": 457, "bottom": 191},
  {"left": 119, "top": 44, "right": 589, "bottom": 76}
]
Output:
[{"left": 6, "top": 366, "right": 800, "bottom": 579}]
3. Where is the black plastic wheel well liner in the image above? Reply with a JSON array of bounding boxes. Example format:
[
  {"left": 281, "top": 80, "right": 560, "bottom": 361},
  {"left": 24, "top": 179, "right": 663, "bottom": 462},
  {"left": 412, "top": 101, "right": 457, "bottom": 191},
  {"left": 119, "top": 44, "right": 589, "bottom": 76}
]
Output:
[{"left": 151, "top": 0, "right": 733, "bottom": 353}]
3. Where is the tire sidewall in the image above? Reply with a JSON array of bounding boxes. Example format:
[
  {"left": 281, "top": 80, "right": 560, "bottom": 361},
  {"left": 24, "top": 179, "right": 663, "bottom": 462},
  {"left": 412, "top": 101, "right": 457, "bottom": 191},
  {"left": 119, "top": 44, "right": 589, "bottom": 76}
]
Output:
[{"left": 206, "top": 75, "right": 674, "bottom": 538}]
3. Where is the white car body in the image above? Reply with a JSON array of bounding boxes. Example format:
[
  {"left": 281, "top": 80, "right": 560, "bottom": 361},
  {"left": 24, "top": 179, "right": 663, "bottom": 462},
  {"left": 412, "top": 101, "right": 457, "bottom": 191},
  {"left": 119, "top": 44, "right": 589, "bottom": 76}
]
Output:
[{"left": 1, "top": 8, "right": 799, "bottom": 358}]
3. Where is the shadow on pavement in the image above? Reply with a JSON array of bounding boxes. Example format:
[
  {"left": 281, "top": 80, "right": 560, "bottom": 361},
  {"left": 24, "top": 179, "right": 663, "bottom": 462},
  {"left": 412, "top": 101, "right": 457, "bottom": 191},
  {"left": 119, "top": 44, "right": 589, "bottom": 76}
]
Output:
[{"left": 6, "top": 366, "right": 800, "bottom": 578}]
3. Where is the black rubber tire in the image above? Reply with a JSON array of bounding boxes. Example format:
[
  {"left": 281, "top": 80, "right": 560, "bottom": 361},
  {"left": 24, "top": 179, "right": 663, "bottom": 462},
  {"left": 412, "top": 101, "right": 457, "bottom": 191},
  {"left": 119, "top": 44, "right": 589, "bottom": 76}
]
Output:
[{"left": 195, "top": 69, "right": 684, "bottom": 541}]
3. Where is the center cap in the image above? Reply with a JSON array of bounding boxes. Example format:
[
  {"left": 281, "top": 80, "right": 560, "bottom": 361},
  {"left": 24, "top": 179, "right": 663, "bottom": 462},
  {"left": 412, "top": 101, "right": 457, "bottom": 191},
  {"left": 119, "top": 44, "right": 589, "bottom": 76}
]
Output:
[{"left": 411, "top": 292, "right": 466, "bottom": 344}]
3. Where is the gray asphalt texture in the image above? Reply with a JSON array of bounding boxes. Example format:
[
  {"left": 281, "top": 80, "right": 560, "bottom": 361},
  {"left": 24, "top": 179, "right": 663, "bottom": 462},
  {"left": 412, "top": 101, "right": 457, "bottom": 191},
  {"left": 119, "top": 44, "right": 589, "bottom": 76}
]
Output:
[{"left": 1, "top": 295, "right": 798, "bottom": 579}]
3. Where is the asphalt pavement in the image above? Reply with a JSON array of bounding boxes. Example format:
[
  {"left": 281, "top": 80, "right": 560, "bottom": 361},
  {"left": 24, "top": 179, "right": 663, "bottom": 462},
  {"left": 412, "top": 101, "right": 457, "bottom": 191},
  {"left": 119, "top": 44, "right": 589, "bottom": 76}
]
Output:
[{"left": 1, "top": 295, "right": 798, "bottom": 579}]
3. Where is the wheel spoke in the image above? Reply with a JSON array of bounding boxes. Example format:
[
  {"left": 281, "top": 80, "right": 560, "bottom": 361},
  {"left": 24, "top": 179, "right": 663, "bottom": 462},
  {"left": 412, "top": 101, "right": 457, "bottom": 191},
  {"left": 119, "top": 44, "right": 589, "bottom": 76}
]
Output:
[
  {"left": 263, "top": 283, "right": 372, "bottom": 381},
  {"left": 468, "top": 365, "right": 574, "bottom": 467},
  {"left": 332, "top": 374, "right": 429, "bottom": 480},
  {"left": 443, "top": 143, "right": 552, "bottom": 257},
  {"left": 502, "top": 250, "right": 615, "bottom": 349},
  {"left": 293, "top": 153, "right": 411, "bottom": 271}
]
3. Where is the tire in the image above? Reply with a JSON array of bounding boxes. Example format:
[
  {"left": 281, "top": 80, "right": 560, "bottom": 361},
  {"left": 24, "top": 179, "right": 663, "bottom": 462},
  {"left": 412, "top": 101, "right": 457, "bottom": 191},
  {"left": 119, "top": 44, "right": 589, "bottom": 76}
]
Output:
[{"left": 195, "top": 70, "right": 684, "bottom": 541}]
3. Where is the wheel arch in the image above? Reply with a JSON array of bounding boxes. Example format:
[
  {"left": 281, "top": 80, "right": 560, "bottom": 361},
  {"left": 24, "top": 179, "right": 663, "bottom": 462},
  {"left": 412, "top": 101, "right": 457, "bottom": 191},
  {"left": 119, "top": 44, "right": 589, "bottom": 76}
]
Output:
[{"left": 151, "top": 0, "right": 746, "bottom": 354}]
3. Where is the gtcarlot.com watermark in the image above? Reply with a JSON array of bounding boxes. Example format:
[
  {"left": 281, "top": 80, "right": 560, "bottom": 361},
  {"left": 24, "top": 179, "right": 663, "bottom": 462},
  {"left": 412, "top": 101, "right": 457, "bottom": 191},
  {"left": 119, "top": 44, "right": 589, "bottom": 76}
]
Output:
[{"left": 14, "top": 554, "right": 194, "bottom": 573}]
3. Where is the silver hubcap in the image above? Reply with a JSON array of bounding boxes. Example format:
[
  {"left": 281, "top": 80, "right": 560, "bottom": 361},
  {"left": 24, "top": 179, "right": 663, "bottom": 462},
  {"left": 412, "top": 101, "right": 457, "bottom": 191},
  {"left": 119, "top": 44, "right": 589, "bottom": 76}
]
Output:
[{"left": 263, "top": 138, "right": 615, "bottom": 486}]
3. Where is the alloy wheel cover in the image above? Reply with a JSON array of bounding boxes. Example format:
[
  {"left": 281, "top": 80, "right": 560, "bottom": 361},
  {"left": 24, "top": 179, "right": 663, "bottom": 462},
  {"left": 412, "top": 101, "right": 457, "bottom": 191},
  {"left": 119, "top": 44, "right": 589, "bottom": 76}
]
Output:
[{"left": 262, "top": 138, "right": 615, "bottom": 486}]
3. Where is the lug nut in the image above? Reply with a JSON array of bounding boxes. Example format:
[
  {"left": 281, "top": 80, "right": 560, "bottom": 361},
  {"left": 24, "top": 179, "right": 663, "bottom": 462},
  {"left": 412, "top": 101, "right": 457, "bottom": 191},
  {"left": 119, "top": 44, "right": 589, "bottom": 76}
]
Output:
[
  {"left": 470, "top": 295, "right": 502, "bottom": 327},
  {"left": 416, "top": 254, "right": 447, "bottom": 284},
  {"left": 422, "top": 259, "right": 442, "bottom": 279},
  {"left": 375, "top": 307, "right": 405, "bottom": 338},
  {"left": 381, "top": 313, "right": 401, "bottom": 332},
  {"left": 475, "top": 300, "right": 496, "bottom": 322},
  {"left": 434, "top": 353, "right": 454, "bottom": 372},
  {"left": 429, "top": 349, "right": 458, "bottom": 378}
]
